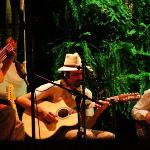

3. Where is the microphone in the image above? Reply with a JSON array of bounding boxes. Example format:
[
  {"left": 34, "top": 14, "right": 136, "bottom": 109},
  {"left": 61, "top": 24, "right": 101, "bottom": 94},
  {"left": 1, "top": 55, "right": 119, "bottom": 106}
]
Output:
[
  {"left": 86, "top": 67, "right": 96, "bottom": 78},
  {"left": 15, "top": 60, "right": 29, "bottom": 86},
  {"left": 86, "top": 66, "right": 93, "bottom": 72},
  {"left": 77, "top": 65, "right": 94, "bottom": 72},
  {"left": 76, "top": 65, "right": 96, "bottom": 77}
]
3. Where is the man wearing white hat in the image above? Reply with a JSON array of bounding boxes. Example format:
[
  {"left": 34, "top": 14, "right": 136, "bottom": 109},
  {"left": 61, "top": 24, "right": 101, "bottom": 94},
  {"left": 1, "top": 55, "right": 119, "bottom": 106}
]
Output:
[{"left": 17, "top": 52, "right": 115, "bottom": 140}]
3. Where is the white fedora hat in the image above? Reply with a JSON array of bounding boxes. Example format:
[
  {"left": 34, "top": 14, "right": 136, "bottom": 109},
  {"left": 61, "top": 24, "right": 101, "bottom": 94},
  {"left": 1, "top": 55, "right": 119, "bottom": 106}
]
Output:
[{"left": 58, "top": 52, "right": 93, "bottom": 72}]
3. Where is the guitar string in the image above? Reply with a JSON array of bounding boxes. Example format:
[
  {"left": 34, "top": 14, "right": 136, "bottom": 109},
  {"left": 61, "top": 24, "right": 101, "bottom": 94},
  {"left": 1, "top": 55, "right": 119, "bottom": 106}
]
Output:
[
  {"left": 0, "top": 43, "right": 15, "bottom": 61},
  {"left": 0, "top": 44, "right": 10, "bottom": 61}
]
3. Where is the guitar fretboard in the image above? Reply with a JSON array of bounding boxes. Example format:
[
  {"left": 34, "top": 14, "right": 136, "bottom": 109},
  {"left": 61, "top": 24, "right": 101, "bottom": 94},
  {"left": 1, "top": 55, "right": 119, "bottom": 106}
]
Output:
[
  {"left": 0, "top": 44, "right": 14, "bottom": 62},
  {"left": 0, "top": 37, "right": 16, "bottom": 63}
]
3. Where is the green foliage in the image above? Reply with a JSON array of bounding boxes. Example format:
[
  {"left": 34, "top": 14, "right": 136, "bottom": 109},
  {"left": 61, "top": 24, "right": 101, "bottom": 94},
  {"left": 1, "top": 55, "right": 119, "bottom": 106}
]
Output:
[{"left": 50, "top": 0, "right": 150, "bottom": 121}]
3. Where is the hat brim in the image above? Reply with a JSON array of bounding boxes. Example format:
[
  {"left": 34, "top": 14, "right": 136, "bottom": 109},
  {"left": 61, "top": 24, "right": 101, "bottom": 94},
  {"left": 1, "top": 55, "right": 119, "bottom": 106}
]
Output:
[
  {"left": 58, "top": 66, "right": 79, "bottom": 72},
  {"left": 58, "top": 66, "right": 93, "bottom": 72}
]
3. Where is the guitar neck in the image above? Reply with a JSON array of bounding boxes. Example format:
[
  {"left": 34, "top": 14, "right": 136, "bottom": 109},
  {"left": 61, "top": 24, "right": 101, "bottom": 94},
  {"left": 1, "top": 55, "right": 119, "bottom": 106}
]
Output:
[
  {"left": 0, "top": 44, "right": 11, "bottom": 62},
  {"left": 0, "top": 37, "right": 16, "bottom": 62},
  {"left": 106, "top": 93, "right": 141, "bottom": 103}
]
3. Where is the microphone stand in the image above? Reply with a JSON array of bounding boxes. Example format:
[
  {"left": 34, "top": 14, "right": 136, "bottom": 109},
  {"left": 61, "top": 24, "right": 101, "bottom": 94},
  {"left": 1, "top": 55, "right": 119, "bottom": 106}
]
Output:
[
  {"left": 20, "top": 0, "right": 36, "bottom": 140},
  {"left": 111, "top": 100, "right": 117, "bottom": 139},
  {"left": 79, "top": 54, "right": 86, "bottom": 140},
  {"left": 75, "top": 94, "right": 84, "bottom": 140},
  {"left": 30, "top": 83, "right": 35, "bottom": 140},
  {"left": 30, "top": 34, "right": 38, "bottom": 140},
  {"left": 32, "top": 73, "right": 104, "bottom": 108},
  {"left": 106, "top": 98, "right": 121, "bottom": 139}
]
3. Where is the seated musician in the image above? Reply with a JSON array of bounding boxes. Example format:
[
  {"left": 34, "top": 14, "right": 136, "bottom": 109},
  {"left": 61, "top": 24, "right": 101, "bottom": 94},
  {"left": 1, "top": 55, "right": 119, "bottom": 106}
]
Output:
[
  {"left": 0, "top": 38, "right": 25, "bottom": 141},
  {"left": 17, "top": 52, "right": 115, "bottom": 140}
]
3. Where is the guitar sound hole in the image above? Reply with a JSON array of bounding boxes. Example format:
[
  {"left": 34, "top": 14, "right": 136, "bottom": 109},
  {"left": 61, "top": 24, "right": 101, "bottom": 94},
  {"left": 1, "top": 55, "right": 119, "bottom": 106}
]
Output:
[{"left": 58, "top": 109, "right": 69, "bottom": 118}]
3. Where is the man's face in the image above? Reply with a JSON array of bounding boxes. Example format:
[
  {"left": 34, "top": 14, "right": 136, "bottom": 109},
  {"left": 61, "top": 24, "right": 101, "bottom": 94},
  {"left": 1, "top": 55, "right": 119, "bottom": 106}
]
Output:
[{"left": 66, "top": 70, "right": 83, "bottom": 88}]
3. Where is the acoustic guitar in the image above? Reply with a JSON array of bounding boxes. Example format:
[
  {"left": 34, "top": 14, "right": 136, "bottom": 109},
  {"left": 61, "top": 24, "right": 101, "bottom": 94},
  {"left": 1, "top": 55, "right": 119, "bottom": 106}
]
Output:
[
  {"left": 22, "top": 92, "right": 141, "bottom": 139},
  {"left": 22, "top": 100, "right": 78, "bottom": 139}
]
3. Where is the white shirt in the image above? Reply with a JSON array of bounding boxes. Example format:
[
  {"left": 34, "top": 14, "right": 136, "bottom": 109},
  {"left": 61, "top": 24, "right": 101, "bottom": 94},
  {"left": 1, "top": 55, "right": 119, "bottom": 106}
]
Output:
[
  {"left": 35, "top": 80, "right": 94, "bottom": 116},
  {"left": 132, "top": 89, "right": 150, "bottom": 121}
]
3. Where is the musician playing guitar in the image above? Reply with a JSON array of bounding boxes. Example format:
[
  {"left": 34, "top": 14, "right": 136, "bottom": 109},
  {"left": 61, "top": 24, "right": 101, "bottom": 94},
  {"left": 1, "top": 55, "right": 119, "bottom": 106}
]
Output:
[
  {"left": 132, "top": 89, "right": 150, "bottom": 139},
  {"left": 0, "top": 37, "right": 25, "bottom": 141},
  {"left": 17, "top": 52, "right": 115, "bottom": 140}
]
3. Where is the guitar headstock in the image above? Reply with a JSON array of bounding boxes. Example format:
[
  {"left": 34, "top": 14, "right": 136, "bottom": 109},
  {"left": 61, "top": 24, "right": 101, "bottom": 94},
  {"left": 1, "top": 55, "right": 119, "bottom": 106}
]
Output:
[
  {"left": 6, "top": 37, "right": 17, "bottom": 50},
  {"left": 6, "top": 83, "right": 16, "bottom": 102},
  {"left": 6, "top": 83, "right": 19, "bottom": 119}
]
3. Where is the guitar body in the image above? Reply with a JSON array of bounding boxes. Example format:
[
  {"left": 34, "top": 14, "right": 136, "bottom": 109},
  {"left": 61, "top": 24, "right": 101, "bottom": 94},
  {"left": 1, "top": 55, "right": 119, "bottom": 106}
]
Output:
[
  {"left": 22, "top": 100, "right": 78, "bottom": 139},
  {"left": 135, "top": 121, "right": 150, "bottom": 139},
  {"left": 22, "top": 92, "right": 140, "bottom": 139}
]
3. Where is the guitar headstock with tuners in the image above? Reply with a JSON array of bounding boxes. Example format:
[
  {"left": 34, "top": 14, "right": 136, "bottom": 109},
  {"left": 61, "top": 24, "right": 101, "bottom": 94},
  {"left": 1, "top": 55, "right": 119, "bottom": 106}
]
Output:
[
  {"left": 106, "top": 92, "right": 141, "bottom": 103},
  {"left": 6, "top": 83, "right": 16, "bottom": 102},
  {"left": 6, "top": 83, "right": 19, "bottom": 119}
]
